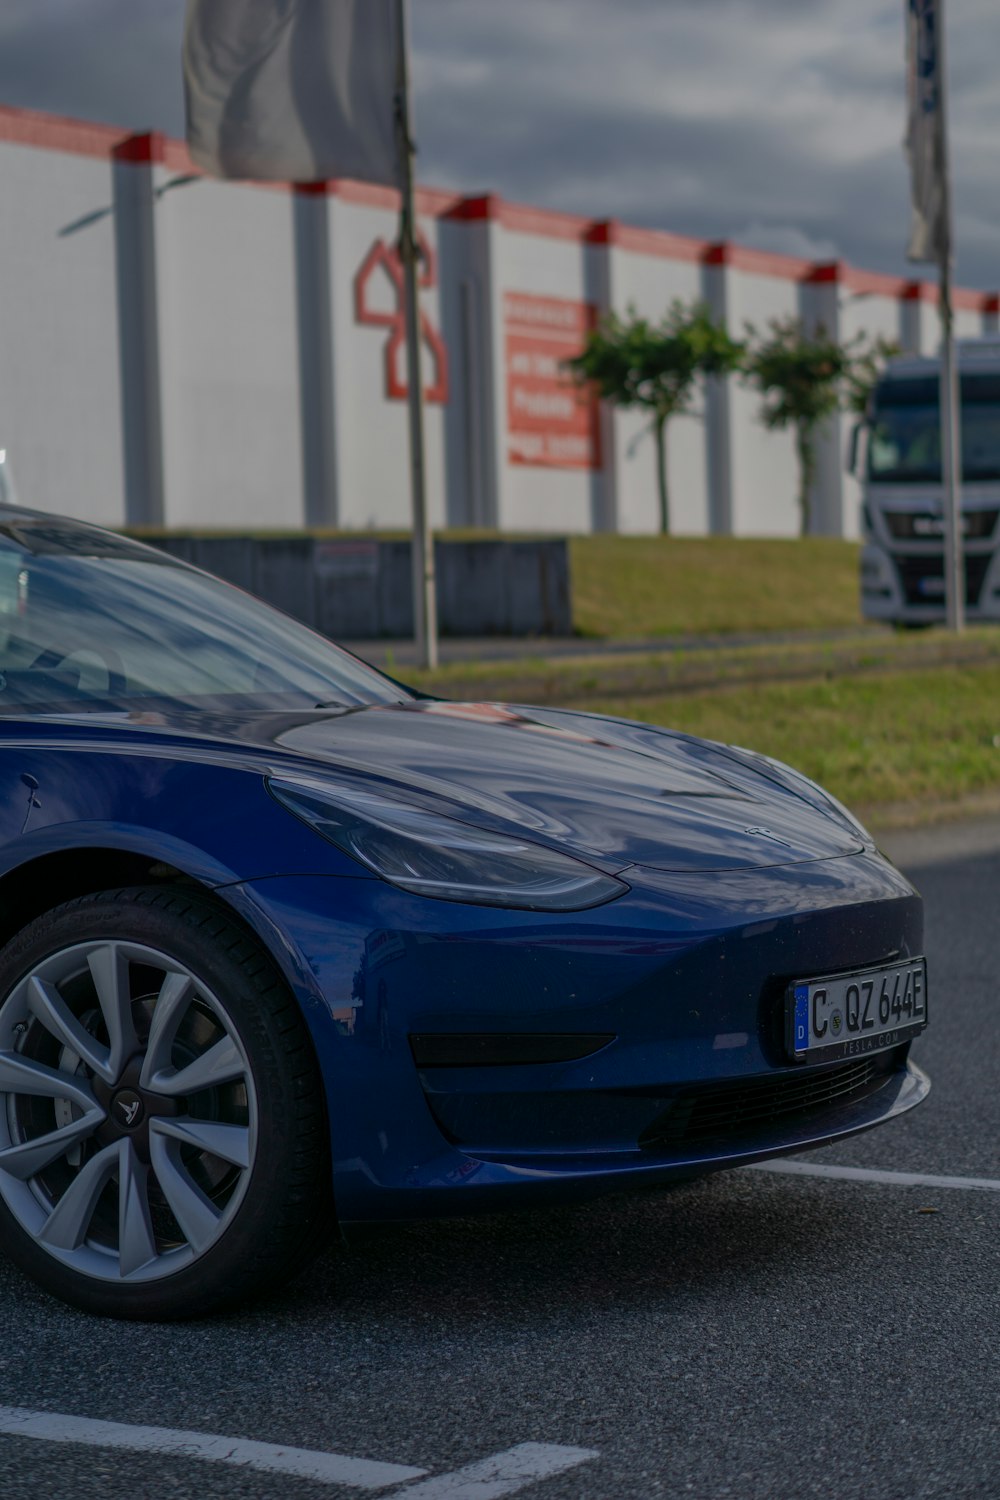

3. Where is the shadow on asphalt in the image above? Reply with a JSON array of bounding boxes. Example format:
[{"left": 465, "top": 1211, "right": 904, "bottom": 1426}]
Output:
[{"left": 213, "top": 1169, "right": 876, "bottom": 1332}]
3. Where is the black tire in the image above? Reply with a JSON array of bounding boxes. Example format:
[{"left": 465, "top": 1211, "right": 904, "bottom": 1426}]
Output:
[{"left": 0, "top": 886, "right": 333, "bottom": 1320}]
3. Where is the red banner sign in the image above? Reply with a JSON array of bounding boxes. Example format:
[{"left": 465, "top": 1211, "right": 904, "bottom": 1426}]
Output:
[{"left": 504, "top": 293, "right": 601, "bottom": 470}]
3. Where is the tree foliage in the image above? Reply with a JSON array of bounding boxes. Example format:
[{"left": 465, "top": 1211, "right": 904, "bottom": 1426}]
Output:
[
  {"left": 844, "top": 334, "right": 900, "bottom": 417},
  {"left": 744, "top": 319, "right": 896, "bottom": 534},
  {"left": 567, "top": 301, "right": 743, "bottom": 533}
]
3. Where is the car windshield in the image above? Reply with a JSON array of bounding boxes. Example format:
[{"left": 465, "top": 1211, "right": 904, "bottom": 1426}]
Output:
[
  {"left": 0, "top": 518, "right": 410, "bottom": 715},
  {"left": 869, "top": 372, "right": 1000, "bottom": 483}
]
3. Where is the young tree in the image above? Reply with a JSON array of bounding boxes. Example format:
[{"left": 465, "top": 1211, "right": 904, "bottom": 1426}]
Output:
[
  {"left": 745, "top": 320, "right": 895, "bottom": 534},
  {"left": 744, "top": 319, "right": 849, "bottom": 536},
  {"left": 567, "top": 301, "right": 744, "bottom": 534}
]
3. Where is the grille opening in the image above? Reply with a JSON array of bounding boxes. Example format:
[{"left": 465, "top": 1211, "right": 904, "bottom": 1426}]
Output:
[
  {"left": 894, "top": 553, "right": 991, "bottom": 608},
  {"left": 638, "top": 1050, "right": 902, "bottom": 1153},
  {"left": 410, "top": 1032, "right": 615, "bottom": 1068}
]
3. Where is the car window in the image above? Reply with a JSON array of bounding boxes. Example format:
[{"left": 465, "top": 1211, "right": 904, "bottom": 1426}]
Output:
[{"left": 0, "top": 523, "right": 409, "bottom": 714}]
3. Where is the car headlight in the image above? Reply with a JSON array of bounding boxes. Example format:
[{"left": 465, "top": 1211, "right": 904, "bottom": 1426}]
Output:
[
  {"left": 267, "top": 776, "right": 629, "bottom": 911},
  {"left": 725, "top": 746, "right": 877, "bottom": 849}
]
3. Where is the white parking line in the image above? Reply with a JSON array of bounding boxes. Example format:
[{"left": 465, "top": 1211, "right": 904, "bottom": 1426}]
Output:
[
  {"left": 382, "top": 1444, "right": 600, "bottom": 1499},
  {"left": 748, "top": 1160, "right": 1000, "bottom": 1192},
  {"left": 0, "top": 1405, "right": 598, "bottom": 1495},
  {"left": 0, "top": 1405, "right": 423, "bottom": 1488}
]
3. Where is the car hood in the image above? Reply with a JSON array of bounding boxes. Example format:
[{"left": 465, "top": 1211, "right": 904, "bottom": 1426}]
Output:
[
  {"left": 29, "top": 699, "right": 866, "bottom": 874},
  {"left": 259, "top": 700, "right": 864, "bottom": 874}
]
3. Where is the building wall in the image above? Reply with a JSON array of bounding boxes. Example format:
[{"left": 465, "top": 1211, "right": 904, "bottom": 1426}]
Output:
[
  {"left": 324, "top": 189, "right": 452, "bottom": 532},
  {"left": 0, "top": 129, "right": 126, "bottom": 526},
  {"left": 484, "top": 209, "right": 611, "bottom": 534},
  {"left": 724, "top": 256, "right": 809, "bottom": 537},
  {"left": 0, "top": 104, "right": 996, "bottom": 542},
  {"left": 153, "top": 170, "right": 303, "bottom": 530}
]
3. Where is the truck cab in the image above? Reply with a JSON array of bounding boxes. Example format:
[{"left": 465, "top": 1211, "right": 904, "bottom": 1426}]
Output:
[{"left": 857, "top": 339, "right": 1000, "bottom": 625}]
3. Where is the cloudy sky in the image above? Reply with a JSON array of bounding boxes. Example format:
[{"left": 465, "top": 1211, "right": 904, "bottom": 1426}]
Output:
[{"left": 0, "top": 0, "right": 997, "bottom": 286}]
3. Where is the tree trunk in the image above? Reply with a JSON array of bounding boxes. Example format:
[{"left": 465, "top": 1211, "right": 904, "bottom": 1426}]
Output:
[
  {"left": 795, "top": 421, "right": 815, "bottom": 536},
  {"left": 654, "top": 417, "right": 670, "bottom": 534}
]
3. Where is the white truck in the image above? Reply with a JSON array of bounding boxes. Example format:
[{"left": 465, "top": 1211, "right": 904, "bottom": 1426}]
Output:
[{"left": 857, "top": 338, "right": 1000, "bottom": 625}]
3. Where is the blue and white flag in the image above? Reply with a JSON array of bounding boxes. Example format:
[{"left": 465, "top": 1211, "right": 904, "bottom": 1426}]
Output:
[
  {"left": 905, "top": 0, "right": 948, "bottom": 263},
  {"left": 183, "top": 0, "right": 403, "bottom": 185}
]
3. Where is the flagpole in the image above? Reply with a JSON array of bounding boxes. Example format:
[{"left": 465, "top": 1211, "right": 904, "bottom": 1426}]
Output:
[
  {"left": 394, "top": 0, "right": 438, "bottom": 670},
  {"left": 936, "top": 0, "right": 964, "bottom": 632}
]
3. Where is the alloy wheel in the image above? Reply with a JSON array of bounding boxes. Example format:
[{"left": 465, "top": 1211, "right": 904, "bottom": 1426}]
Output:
[{"left": 0, "top": 939, "right": 258, "bottom": 1284}]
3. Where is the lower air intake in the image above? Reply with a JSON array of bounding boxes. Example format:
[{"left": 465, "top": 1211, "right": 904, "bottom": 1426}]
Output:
[{"left": 639, "top": 1052, "right": 900, "bottom": 1152}]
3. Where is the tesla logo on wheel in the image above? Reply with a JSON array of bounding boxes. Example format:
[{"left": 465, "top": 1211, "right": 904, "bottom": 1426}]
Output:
[{"left": 353, "top": 235, "right": 449, "bottom": 404}]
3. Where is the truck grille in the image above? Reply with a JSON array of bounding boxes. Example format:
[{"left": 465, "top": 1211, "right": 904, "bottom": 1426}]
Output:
[{"left": 894, "top": 553, "right": 992, "bottom": 608}]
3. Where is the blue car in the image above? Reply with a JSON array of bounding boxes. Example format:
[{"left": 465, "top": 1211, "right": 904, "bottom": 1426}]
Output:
[{"left": 0, "top": 509, "right": 928, "bottom": 1319}]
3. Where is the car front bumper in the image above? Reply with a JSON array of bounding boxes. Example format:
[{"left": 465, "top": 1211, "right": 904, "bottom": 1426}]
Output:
[{"left": 225, "top": 845, "right": 928, "bottom": 1222}]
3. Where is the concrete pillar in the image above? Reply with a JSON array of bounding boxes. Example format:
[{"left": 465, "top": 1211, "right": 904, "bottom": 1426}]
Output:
[
  {"left": 293, "top": 185, "right": 338, "bottom": 526},
  {"left": 901, "top": 281, "right": 938, "bottom": 354},
  {"left": 701, "top": 245, "right": 734, "bottom": 535},
  {"left": 802, "top": 263, "right": 846, "bottom": 538},
  {"left": 444, "top": 197, "right": 505, "bottom": 530},
  {"left": 583, "top": 221, "right": 620, "bottom": 533},
  {"left": 111, "top": 133, "right": 166, "bottom": 526},
  {"left": 441, "top": 200, "right": 500, "bottom": 529}
]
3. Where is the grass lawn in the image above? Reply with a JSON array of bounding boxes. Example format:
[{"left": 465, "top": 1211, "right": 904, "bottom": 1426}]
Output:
[
  {"left": 571, "top": 664, "right": 1000, "bottom": 825},
  {"left": 569, "top": 535, "right": 862, "bottom": 638}
]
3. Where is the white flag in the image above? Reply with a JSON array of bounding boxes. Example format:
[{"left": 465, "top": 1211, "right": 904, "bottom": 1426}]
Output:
[
  {"left": 183, "top": 0, "right": 402, "bottom": 184},
  {"left": 905, "top": 0, "right": 948, "bottom": 263}
]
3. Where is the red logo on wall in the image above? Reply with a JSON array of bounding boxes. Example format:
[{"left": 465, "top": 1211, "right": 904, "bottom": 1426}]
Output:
[
  {"left": 354, "top": 235, "right": 449, "bottom": 404},
  {"left": 505, "top": 293, "right": 600, "bottom": 469}
]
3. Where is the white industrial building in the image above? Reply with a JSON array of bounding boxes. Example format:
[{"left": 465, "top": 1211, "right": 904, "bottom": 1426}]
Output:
[{"left": 0, "top": 103, "right": 995, "bottom": 540}]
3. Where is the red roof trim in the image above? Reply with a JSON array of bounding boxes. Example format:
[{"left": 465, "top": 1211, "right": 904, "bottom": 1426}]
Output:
[
  {"left": 703, "top": 241, "right": 815, "bottom": 281},
  {"left": 587, "top": 218, "right": 706, "bottom": 263},
  {"left": 446, "top": 194, "right": 595, "bottom": 241},
  {"left": 297, "top": 178, "right": 463, "bottom": 216},
  {"left": 805, "top": 260, "right": 844, "bottom": 284},
  {"left": 160, "top": 136, "right": 198, "bottom": 174},
  {"left": 0, "top": 103, "right": 122, "bottom": 161},
  {"left": 807, "top": 261, "right": 912, "bottom": 298},
  {"left": 897, "top": 278, "right": 994, "bottom": 313},
  {"left": 843, "top": 267, "right": 911, "bottom": 298},
  {"left": 112, "top": 131, "right": 166, "bottom": 166},
  {"left": 498, "top": 201, "right": 594, "bottom": 241},
  {"left": 0, "top": 103, "right": 996, "bottom": 306},
  {"left": 953, "top": 286, "right": 993, "bottom": 313},
  {"left": 445, "top": 193, "right": 502, "bottom": 222},
  {"left": 903, "top": 280, "right": 936, "bottom": 303}
]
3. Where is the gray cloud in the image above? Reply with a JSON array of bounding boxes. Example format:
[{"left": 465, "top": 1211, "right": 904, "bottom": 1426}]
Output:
[{"left": 0, "top": 0, "right": 994, "bottom": 287}]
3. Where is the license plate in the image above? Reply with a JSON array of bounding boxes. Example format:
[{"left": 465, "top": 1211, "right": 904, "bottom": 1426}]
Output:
[{"left": 787, "top": 957, "right": 928, "bottom": 1063}]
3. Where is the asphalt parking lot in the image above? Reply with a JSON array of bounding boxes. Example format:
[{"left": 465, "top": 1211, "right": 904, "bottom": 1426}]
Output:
[{"left": 0, "top": 818, "right": 996, "bottom": 1500}]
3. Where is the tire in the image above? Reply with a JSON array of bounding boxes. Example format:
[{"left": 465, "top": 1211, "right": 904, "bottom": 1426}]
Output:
[{"left": 0, "top": 886, "right": 333, "bottom": 1319}]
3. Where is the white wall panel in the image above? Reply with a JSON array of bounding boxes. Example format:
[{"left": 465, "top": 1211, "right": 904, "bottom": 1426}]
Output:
[
  {"left": 726, "top": 267, "right": 802, "bottom": 536},
  {"left": 153, "top": 174, "right": 302, "bottom": 530},
  {"left": 327, "top": 195, "right": 448, "bottom": 532},
  {"left": 0, "top": 141, "right": 124, "bottom": 525}
]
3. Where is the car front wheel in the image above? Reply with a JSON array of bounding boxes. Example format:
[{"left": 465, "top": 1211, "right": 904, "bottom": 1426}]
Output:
[{"left": 0, "top": 886, "right": 332, "bottom": 1319}]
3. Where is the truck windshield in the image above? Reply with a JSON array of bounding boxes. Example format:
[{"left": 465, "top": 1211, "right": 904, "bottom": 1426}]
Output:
[{"left": 869, "top": 373, "right": 1000, "bottom": 483}]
